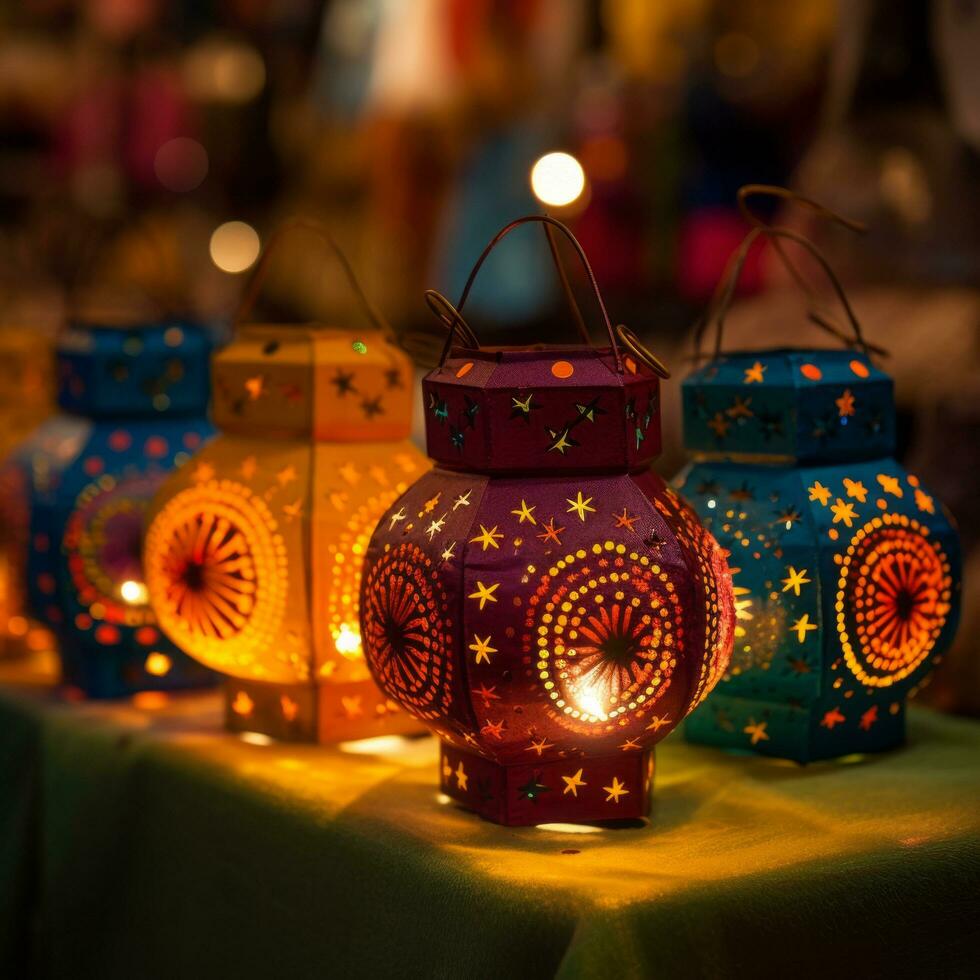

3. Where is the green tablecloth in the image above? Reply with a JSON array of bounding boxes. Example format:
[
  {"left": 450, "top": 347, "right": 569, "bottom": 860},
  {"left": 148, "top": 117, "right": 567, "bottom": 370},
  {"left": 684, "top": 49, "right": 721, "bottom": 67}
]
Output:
[{"left": 1, "top": 664, "right": 978, "bottom": 980}]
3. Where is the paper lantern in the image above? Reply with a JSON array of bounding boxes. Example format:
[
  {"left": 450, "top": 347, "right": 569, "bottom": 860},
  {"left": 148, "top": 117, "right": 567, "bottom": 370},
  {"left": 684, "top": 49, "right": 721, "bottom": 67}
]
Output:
[
  {"left": 8, "top": 320, "right": 217, "bottom": 697},
  {"left": 360, "top": 217, "right": 734, "bottom": 825},
  {"left": 144, "top": 226, "right": 429, "bottom": 742},
  {"left": 678, "top": 233, "right": 961, "bottom": 761},
  {"left": 0, "top": 325, "right": 56, "bottom": 659}
]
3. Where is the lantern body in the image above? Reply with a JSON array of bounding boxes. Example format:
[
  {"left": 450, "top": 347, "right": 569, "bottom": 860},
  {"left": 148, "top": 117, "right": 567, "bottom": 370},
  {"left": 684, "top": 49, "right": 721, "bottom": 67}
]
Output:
[
  {"left": 145, "top": 325, "right": 429, "bottom": 742},
  {"left": 9, "top": 322, "right": 216, "bottom": 697},
  {"left": 361, "top": 346, "right": 734, "bottom": 825},
  {"left": 678, "top": 349, "right": 961, "bottom": 761},
  {"left": 0, "top": 326, "right": 56, "bottom": 658}
]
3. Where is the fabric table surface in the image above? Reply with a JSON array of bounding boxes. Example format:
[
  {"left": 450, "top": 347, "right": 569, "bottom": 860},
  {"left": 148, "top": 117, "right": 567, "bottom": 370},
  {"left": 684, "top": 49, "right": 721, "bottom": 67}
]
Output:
[{"left": 1, "top": 658, "right": 978, "bottom": 980}]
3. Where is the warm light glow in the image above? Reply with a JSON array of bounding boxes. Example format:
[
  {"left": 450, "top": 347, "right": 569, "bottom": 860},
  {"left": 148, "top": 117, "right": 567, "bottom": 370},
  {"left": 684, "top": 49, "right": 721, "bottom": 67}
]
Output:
[
  {"left": 132, "top": 691, "right": 169, "bottom": 710},
  {"left": 184, "top": 39, "right": 266, "bottom": 104},
  {"left": 120, "top": 579, "right": 148, "bottom": 604},
  {"left": 535, "top": 823, "right": 603, "bottom": 835},
  {"left": 576, "top": 684, "right": 608, "bottom": 721},
  {"left": 239, "top": 731, "right": 273, "bottom": 746},
  {"left": 339, "top": 735, "right": 413, "bottom": 756},
  {"left": 153, "top": 137, "right": 209, "bottom": 192},
  {"left": 144, "top": 652, "right": 172, "bottom": 676},
  {"left": 530, "top": 152, "right": 586, "bottom": 207},
  {"left": 6, "top": 616, "right": 28, "bottom": 637},
  {"left": 209, "top": 221, "right": 260, "bottom": 273},
  {"left": 334, "top": 622, "right": 362, "bottom": 658}
]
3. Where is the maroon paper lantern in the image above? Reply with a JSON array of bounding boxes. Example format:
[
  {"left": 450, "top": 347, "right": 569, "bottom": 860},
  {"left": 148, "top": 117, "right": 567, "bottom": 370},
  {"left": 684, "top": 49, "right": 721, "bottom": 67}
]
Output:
[{"left": 360, "top": 217, "right": 734, "bottom": 825}]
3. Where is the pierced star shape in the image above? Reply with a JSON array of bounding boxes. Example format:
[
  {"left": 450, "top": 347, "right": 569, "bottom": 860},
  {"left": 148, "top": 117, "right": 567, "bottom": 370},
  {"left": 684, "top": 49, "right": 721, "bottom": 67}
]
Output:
[
  {"left": 843, "top": 478, "right": 868, "bottom": 502},
  {"left": 455, "top": 761, "right": 469, "bottom": 791},
  {"left": 468, "top": 581, "right": 500, "bottom": 609},
  {"left": 384, "top": 368, "right": 402, "bottom": 389},
  {"left": 743, "top": 361, "right": 766, "bottom": 384},
  {"left": 820, "top": 707, "right": 846, "bottom": 730},
  {"left": 468, "top": 634, "right": 497, "bottom": 665},
  {"left": 537, "top": 518, "right": 564, "bottom": 546},
  {"left": 786, "top": 656, "right": 811, "bottom": 675},
  {"left": 388, "top": 508, "right": 406, "bottom": 530},
  {"left": 790, "top": 613, "right": 818, "bottom": 643},
  {"left": 603, "top": 776, "right": 630, "bottom": 803},
  {"left": 808, "top": 481, "right": 831, "bottom": 506},
  {"left": 511, "top": 499, "right": 537, "bottom": 525},
  {"left": 726, "top": 395, "right": 754, "bottom": 419},
  {"left": 452, "top": 490, "right": 472, "bottom": 510},
  {"left": 914, "top": 488, "right": 935, "bottom": 514},
  {"left": 743, "top": 719, "right": 769, "bottom": 745},
  {"left": 566, "top": 491, "right": 596, "bottom": 522},
  {"left": 440, "top": 541, "right": 457, "bottom": 562},
  {"left": 781, "top": 566, "right": 811, "bottom": 596},
  {"left": 707, "top": 411, "right": 731, "bottom": 439},
  {"left": 562, "top": 768, "right": 587, "bottom": 797},
  {"left": 575, "top": 396, "right": 606, "bottom": 422},
  {"left": 276, "top": 465, "right": 297, "bottom": 487},
  {"left": 835, "top": 388, "right": 856, "bottom": 417},
  {"left": 518, "top": 775, "right": 550, "bottom": 803},
  {"left": 510, "top": 392, "right": 540, "bottom": 421},
  {"left": 619, "top": 738, "right": 642, "bottom": 751},
  {"left": 426, "top": 514, "right": 447, "bottom": 540},
  {"left": 525, "top": 737, "right": 554, "bottom": 757},
  {"left": 729, "top": 481, "right": 755, "bottom": 502},
  {"left": 470, "top": 524, "right": 503, "bottom": 551},
  {"left": 361, "top": 396, "right": 384, "bottom": 419},
  {"left": 877, "top": 473, "right": 904, "bottom": 498},
  {"left": 471, "top": 683, "right": 500, "bottom": 705},
  {"left": 613, "top": 507, "right": 640, "bottom": 532},
  {"left": 859, "top": 705, "right": 878, "bottom": 731},
  {"left": 481, "top": 719, "right": 505, "bottom": 740},
  {"left": 830, "top": 498, "right": 858, "bottom": 527},
  {"left": 547, "top": 427, "right": 579, "bottom": 454},
  {"left": 773, "top": 506, "right": 803, "bottom": 530},
  {"left": 645, "top": 714, "right": 670, "bottom": 732},
  {"left": 462, "top": 395, "right": 479, "bottom": 428},
  {"left": 331, "top": 370, "right": 356, "bottom": 396}
]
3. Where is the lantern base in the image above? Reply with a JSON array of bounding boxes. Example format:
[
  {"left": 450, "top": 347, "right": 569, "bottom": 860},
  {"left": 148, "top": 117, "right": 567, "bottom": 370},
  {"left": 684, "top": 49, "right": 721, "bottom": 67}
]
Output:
[
  {"left": 224, "top": 678, "right": 423, "bottom": 743},
  {"left": 684, "top": 694, "right": 908, "bottom": 763},
  {"left": 438, "top": 742, "right": 654, "bottom": 826}
]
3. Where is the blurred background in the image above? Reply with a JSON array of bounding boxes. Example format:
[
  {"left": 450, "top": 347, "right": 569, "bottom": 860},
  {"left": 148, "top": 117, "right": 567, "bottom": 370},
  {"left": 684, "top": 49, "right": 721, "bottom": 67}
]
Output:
[{"left": 0, "top": 0, "right": 978, "bottom": 707}]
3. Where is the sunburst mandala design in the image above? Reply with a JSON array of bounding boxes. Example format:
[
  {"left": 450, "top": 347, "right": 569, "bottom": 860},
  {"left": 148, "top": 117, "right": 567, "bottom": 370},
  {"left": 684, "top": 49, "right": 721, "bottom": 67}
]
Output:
[
  {"left": 526, "top": 540, "right": 684, "bottom": 735},
  {"left": 65, "top": 473, "right": 165, "bottom": 626},
  {"left": 361, "top": 542, "right": 453, "bottom": 721},
  {"left": 145, "top": 479, "right": 290, "bottom": 679},
  {"left": 837, "top": 513, "right": 952, "bottom": 688}
]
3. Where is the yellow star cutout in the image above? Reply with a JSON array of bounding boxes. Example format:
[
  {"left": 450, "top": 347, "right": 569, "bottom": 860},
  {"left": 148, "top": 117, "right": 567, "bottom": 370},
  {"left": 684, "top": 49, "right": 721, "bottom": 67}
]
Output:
[
  {"left": 914, "top": 488, "right": 935, "bottom": 514},
  {"left": 525, "top": 737, "right": 554, "bottom": 756},
  {"left": 645, "top": 714, "right": 670, "bottom": 732},
  {"left": 441, "top": 541, "right": 457, "bottom": 562},
  {"left": 843, "top": 478, "right": 868, "bottom": 502},
  {"left": 231, "top": 690, "right": 254, "bottom": 716},
  {"left": 468, "top": 581, "right": 499, "bottom": 609},
  {"left": 425, "top": 515, "right": 446, "bottom": 540},
  {"left": 339, "top": 462, "right": 360, "bottom": 485},
  {"left": 743, "top": 719, "right": 769, "bottom": 745},
  {"left": 808, "top": 481, "right": 831, "bottom": 506},
  {"left": 276, "top": 465, "right": 297, "bottom": 487},
  {"left": 781, "top": 566, "right": 811, "bottom": 596},
  {"left": 455, "top": 761, "right": 468, "bottom": 792},
  {"left": 244, "top": 375, "right": 265, "bottom": 400},
  {"left": 619, "top": 738, "right": 642, "bottom": 751},
  {"left": 548, "top": 429, "right": 575, "bottom": 454},
  {"left": 468, "top": 634, "right": 497, "bottom": 665},
  {"left": 469, "top": 524, "right": 504, "bottom": 550},
  {"left": 877, "top": 473, "right": 904, "bottom": 498},
  {"left": 566, "top": 491, "right": 596, "bottom": 522},
  {"left": 835, "top": 388, "right": 856, "bottom": 417},
  {"left": 743, "top": 361, "right": 766, "bottom": 384},
  {"left": 562, "top": 768, "right": 587, "bottom": 797},
  {"left": 282, "top": 499, "right": 304, "bottom": 521},
  {"left": 830, "top": 498, "right": 858, "bottom": 527},
  {"left": 603, "top": 776, "right": 630, "bottom": 803},
  {"left": 511, "top": 499, "right": 537, "bottom": 525},
  {"left": 790, "top": 613, "right": 819, "bottom": 643}
]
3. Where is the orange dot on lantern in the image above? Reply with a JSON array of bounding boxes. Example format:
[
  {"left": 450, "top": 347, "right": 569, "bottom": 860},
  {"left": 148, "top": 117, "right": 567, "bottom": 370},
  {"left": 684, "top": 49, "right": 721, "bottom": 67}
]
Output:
[
  {"left": 828, "top": 528, "right": 839, "bottom": 541},
  {"left": 849, "top": 359, "right": 870, "bottom": 378},
  {"left": 95, "top": 624, "right": 121, "bottom": 645},
  {"left": 800, "top": 364, "right": 822, "bottom": 381},
  {"left": 455, "top": 362, "right": 474, "bottom": 378},
  {"left": 551, "top": 360, "right": 574, "bottom": 379}
]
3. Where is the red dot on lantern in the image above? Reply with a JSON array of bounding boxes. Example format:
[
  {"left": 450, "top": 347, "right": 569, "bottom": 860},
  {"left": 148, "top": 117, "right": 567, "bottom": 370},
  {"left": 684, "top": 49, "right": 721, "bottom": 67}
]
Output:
[
  {"left": 455, "top": 362, "right": 474, "bottom": 378},
  {"left": 38, "top": 573, "right": 56, "bottom": 595},
  {"left": 849, "top": 359, "right": 870, "bottom": 378},
  {"left": 84, "top": 456, "right": 104, "bottom": 476},
  {"left": 145, "top": 437, "right": 169, "bottom": 458},
  {"left": 75, "top": 613, "right": 93, "bottom": 630},
  {"left": 109, "top": 430, "right": 132, "bottom": 452},
  {"left": 135, "top": 626, "right": 159, "bottom": 646},
  {"left": 95, "top": 624, "right": 121, "bottom": 645},
  {"left": 551, "top": 360, "right": 574, "bottom": 379},
  {"left": 183, "top": 432, "right": 202, "bottom": 450},
  {"left": 800, "top": 364, "right": 822, "bottom": 381}
]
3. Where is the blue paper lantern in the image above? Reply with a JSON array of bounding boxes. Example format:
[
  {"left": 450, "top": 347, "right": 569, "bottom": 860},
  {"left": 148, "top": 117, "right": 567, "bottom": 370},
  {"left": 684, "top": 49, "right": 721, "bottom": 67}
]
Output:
[
  {"left": 7, "top": 321, "right": 217, "bottom": 697},
  {"left": 677, "top": 347, "right": 961, "bottom": 761}
]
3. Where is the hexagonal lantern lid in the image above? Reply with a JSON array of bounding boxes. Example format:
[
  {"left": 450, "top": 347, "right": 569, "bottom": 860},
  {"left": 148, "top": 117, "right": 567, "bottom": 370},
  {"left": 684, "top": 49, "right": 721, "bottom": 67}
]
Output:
[
  {"left": 212, "top": 325, "right": 414, "bottom": 442},
  {"left": 682, "top": 348, "right": 896, "bottom": 464},
  {"left": 420, "top": 215, "right": 670, "bottom": 475},
  {"left": 57, "top": 321, "right": 212, "bottom": 419}
]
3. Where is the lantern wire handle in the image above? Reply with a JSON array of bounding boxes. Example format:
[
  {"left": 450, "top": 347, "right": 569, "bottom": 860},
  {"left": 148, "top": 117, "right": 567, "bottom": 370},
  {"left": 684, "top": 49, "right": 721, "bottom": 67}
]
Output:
[
  {"left": 700, "top": 225, "right": 883, "bottom": 362},
  {"left": 234, "top": 218, "right": 395, "bottom": 341}
]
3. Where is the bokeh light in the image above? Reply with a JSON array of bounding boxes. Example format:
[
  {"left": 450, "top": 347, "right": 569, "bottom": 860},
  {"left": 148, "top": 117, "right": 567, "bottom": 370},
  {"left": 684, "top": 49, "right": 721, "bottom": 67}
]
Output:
[
  {"left": 530, "top": 152, "right": 586, "bottom": 207},
  {"left": 154, "top": 138, "right": 209, "bottom": 192},
  {"left": 209, "top": 221, "right": 261, "bottom": 274},
  {"left": 184, "top": 38, "right": 266, "bottom": 105}
]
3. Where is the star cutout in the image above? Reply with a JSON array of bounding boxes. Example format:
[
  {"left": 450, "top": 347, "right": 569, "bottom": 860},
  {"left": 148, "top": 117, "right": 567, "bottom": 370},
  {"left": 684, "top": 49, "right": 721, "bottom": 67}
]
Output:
[
  {"left": 603, "top": 776, "right": 630, "bottom": 803},
  {"left": 787, "top": 657, "right": 811, "bottom": 675},
  {"left": 726, "top": 395, "right": 754, "bottom": 419},
  {"left": 744, "top": 361, "right": 766, "bottom": 384},
  {"left": 470, "top": 524, "right": 503, "bottom": 551},
  {"left": 914, "top": 488, "right": 934, "bottom": 514},
  {"left": 645, "top": 714, "right": 670, "bottom": 732},
  {"left": 835, "top": 388, "right": 856, "bottom": 417},
  {"left": 430, "top": 395, "right": 449, "bottom": 423},
  {"left": 729, "top": 481, "right": 755, "bottom": 502},
  {"left": 481, "top": 719, "right": 505, "bottom": 740},
  {"left": 619, "top": 738, "right": 642, "bottom": 751},
  {"left": 422, "top": 493, "right": 441, "bottom": 513},
  {"left": 426, "top": 514, "right": 447, "bottom": 540},
  {"left": 547, "top": 427, "right": 579, "bottom": 454},
  {"left": 276, "top": 465, "right": 297, "bottom": 487},
  {"left": 859, "top": 705, "right": 878, "bottom": 730},
  {"left": 231, "top": 690, "right": 254, "bottom": 716},
  {"left": 743, "top": 719, "right": 769, "bottom": 745},
  {"left": 613, "top": 507, "right": 640, "bottom": 532},
  {"left": 511, "top": 499, "right": 537, "bottom": 525},
  {"left": 240, "top": 456, "right": 257, "bottom": 481},
  {"left": 462, "top": 395, "right": 479, "bottom": 428},
  {"left": 455, "top": 761, "right": 468, "bottom": 791},
  {"left": 643, "top": 529, "right": 665, "bottom": 550},
  {"left": 468, "top": 634, "right": 497, "bottom": 665},
  {"left": 820, "top": 707, "right": 846, "bottom": 730},
  {"left": 830, "top": 498, "right": 858, "bottom": 527},
  {"left": 468, "top": 581, "right": 500, "bottom": 609},
  {"left": 388, "top": 507, "right": 406, "bottom": 530},
  {"left": 781, "top": 566, "right": 811, "bottom": 596},
  {"left": 877, "top": 473, "right": 904, "bottom": 498},
  {"left": 384, "top": 368, "right": 402, "bottom": 389},
  {"left": 562, "top": 768, "right": 587, "bottom": 797},
  {"left": 283, "top": 499, "right": 303, "bottom": 521},
  {"left": 575, "top": 396, "right": 606, "bottom": 422},
  {"left": 808, "top": 481, "right": 832, "bottom": 506},
  {"left": 440, "top": 541, "right": 457, "bottom": 562},
  {"left": 518, "top": 775, "right": 550, "bottom": 802},
  {"left": 341, "top": 695, "right": 363, "bottom": 718},
  {"left": 566, "top": 491, "right": 596, "bottom": 522},
  {"left": 450, "top": 425, "right": 465, "bottom": 450},
  {"left": 244, "top": 376, "right": 265, "bottom": 400},
  {"left": 338, "top": 462, "right": 360, "bottom": 485},
  {"left": 843, "top": 478, "right": 868, "bottom": 502},
  {"left": 696, "top": 480, "right": 721, "bottom": 496},
  {"left": 790, "top": 613, "right": 819, "bottom": 643},
  {"left": 510, "top": 392, "right": 539, "bottom": 421},
  {"left": 773, "top": 506, "right": 803, "bottom": 530},
  {"left": 361, "top": 396, "right": 384, "bottom": 419},
  {"left": 537, "top": 518, "right": 564, "bottom": 546},
  {"left": 332, "top": 370, "right": 356, "bottom": 396},
  {"left": 525, "top": 737, "right": 554, "bottom": 757},
  {"left": 453, "top": 490, "right": 472, "bottom": 510},
  {"left": 707, "top": 412, "right": 731, "bottom": 439},
  {"left": 471, "top": 684, "right": 500, "bottom": 705}
]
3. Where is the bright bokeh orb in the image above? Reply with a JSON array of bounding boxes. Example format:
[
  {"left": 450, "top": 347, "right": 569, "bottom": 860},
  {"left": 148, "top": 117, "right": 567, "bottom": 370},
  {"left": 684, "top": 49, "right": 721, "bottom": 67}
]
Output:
[
  {"left": 530, "top": 152, "right": 586, "bottom": 207},
  {"left": 209, "top": 221, "right": 261, "bottom": 274}
]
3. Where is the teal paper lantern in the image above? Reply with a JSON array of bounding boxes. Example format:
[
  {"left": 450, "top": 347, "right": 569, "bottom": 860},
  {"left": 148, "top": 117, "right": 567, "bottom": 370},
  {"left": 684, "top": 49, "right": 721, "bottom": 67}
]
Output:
[{"left": 677, "top": 347, "right": 961, "bottom": 761}]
